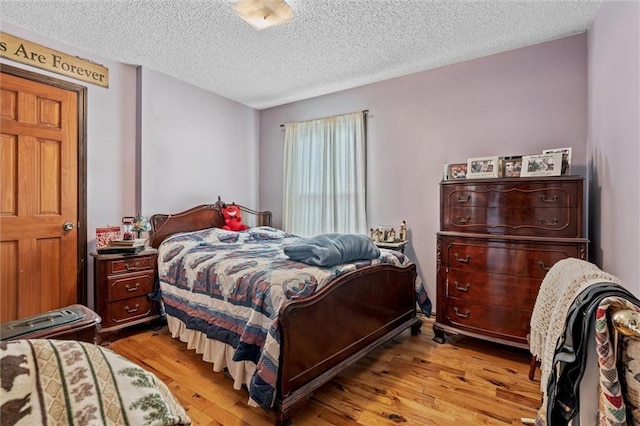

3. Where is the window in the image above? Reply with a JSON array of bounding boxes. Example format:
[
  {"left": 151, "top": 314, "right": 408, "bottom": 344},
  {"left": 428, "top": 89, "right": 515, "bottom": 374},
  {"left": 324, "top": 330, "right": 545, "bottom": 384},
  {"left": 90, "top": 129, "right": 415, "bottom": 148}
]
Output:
[{"left": 283, "top": 111, "right": 367, "bottom": 237}]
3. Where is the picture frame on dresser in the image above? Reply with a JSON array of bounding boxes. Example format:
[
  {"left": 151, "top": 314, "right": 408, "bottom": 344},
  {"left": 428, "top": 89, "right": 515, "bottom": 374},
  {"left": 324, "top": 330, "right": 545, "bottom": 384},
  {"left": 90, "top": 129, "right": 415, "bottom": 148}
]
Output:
[
  {"left": 466, "top": 156, "right": 500, "bottom": 179},
  {"left": 521, "top": 152, "right": 563, "bottom": 177},
  {"left": 446, "top": 162, "right": 468, "bottom": 180},
  {"left": 501, "top": 156, "right": 522, "bottom": 177},
  {"left": 543, "top": 147, "right": 572, "bottom": 175}
]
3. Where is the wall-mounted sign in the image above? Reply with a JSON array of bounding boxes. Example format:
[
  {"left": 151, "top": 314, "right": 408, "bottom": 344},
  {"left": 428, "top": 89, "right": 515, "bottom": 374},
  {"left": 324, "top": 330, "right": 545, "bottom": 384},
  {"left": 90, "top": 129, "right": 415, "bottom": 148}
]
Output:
[{"left": 0, "top": 32, "right": 109, "bottom": 88}]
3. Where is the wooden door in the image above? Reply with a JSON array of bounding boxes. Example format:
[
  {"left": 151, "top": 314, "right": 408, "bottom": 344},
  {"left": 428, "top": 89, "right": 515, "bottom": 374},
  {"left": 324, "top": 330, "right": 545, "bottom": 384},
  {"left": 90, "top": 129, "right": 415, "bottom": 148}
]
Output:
[{"left": 1, "top": 70, "right": 81, "bottom": 322}]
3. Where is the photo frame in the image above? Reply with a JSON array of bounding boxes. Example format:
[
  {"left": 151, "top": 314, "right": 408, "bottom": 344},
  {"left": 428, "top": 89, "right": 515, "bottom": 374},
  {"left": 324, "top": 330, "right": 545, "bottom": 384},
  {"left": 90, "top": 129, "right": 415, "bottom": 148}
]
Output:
[
  {"left": 521, "top": 152, "right": 563, "bottom": 177},
  {"left": 96, "top": 226, "right": 121, "bottom": 249},
  {"left": 543, "top": 147, "right": 572, "bottom": 175},
  {"left": 501, "top": 156, "right": 523, "bottom": 177},
  {"left": 467, "top": 156, "right": 500, "bottom": 179},
  {"left": 445, "top": 162, "right": 468, "bottom": 180}
]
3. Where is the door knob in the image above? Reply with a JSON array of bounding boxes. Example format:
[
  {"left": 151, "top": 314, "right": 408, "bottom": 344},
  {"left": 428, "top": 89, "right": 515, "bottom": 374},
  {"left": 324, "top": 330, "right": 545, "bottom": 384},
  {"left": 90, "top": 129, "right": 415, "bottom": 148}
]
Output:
[{"left": 63, "top": 222, "right": 75, "bottom": 231}]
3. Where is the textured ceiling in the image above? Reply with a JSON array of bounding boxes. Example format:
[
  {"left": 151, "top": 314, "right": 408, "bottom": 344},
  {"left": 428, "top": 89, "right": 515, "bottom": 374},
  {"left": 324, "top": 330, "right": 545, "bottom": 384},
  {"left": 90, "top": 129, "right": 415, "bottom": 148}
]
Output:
[{"left": 0, "top": 0, "right": 601, "bottom": 110}]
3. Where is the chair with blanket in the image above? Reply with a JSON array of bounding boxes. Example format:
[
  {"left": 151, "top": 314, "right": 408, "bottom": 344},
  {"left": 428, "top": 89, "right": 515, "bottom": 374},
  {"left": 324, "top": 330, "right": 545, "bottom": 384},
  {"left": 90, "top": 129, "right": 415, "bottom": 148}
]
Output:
[{"left": 529, "top": 258, "right": 640, "bottom": 425}]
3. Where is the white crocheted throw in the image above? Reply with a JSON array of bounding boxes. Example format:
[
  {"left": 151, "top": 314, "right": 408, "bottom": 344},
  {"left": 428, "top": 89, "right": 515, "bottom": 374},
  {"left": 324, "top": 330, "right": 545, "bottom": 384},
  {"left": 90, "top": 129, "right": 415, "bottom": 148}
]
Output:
[{"left": 529, "top": 258, "right": 622, "bottom": 399}]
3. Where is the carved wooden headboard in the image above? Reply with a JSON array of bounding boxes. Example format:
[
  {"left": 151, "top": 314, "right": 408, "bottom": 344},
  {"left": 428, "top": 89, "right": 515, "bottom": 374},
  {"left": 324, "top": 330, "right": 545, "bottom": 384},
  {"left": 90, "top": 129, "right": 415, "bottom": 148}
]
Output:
[{"left": 149, "top": 199, "right": 272, "bottom": 248}]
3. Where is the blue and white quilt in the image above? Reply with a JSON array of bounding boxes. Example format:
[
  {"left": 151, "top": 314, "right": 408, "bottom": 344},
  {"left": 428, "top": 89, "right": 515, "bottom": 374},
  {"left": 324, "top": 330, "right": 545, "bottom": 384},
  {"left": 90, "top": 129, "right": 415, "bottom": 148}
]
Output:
[{"left": 157, "top": 226, "right": 431, "bottom": 410}]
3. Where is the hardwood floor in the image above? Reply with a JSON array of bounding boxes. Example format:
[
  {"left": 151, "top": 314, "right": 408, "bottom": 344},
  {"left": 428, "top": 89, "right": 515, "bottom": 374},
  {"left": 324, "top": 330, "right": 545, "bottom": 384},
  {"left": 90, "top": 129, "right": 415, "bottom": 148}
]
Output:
[{"left": 108, "top": 315, "right": 541, "bottom": 425}]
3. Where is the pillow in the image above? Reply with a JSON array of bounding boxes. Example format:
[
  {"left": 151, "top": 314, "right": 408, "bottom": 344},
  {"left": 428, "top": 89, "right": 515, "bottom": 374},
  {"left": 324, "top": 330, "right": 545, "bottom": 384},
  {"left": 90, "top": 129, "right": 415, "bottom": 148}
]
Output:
[{"left": 283, "top": 233, "right": 380, "bottom": 267}]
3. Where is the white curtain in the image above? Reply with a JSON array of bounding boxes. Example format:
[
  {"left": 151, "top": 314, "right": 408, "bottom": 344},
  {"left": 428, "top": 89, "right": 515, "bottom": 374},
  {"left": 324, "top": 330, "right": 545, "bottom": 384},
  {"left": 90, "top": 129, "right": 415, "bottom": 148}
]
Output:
[{"left": 283, "top": 111, "right": 367, "bottom": 237}]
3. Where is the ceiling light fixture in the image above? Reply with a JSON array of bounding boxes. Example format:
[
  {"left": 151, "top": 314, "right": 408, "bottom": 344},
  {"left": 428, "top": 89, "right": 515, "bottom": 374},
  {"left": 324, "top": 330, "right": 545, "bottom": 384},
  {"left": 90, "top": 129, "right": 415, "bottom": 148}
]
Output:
[{"left": 231, "top": 0, "right": 294, "bottom": 31}]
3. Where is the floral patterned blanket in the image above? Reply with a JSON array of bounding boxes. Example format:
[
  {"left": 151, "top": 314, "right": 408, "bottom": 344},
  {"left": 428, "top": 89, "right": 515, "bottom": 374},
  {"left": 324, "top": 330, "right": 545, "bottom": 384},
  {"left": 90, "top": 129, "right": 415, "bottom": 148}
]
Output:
[{"left": 0, "top": 339, "right": 191, "bottom": 426}]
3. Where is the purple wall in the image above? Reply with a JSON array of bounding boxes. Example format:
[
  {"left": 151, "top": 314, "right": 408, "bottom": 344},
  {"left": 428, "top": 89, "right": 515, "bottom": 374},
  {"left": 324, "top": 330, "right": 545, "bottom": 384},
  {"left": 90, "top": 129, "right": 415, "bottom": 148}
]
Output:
[
  {"left": 588, "top": 0, "right": 640, "bottom": 290},
  {"left": 259, "top": 35, "right": 589, "bottom": 303},
  {"left": 140, "top": 68, "right": 260, "bottom": 216}
]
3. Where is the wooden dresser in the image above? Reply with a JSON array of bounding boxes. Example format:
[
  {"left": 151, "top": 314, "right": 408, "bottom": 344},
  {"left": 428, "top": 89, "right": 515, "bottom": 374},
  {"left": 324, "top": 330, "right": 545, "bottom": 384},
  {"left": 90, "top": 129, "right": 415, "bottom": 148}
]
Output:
[
  {"left": 91, "top": 249, "right": 161, "bottom": 344},
  {"left": 434, "top": 176, "right": 588, "bottom": 349}
]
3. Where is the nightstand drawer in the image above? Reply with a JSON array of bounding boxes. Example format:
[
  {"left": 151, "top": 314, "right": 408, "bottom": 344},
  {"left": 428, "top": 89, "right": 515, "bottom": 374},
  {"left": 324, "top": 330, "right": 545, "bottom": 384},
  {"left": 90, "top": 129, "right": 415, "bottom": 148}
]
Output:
[
  {"left": 108, "top": 272, "right": 154, "bottom": 302},
  {"left": 111, "top": 256, "right": 154, "bottom": 274},
  {"left": 109, "top": 296, "right": 153, "bottom": 325}
]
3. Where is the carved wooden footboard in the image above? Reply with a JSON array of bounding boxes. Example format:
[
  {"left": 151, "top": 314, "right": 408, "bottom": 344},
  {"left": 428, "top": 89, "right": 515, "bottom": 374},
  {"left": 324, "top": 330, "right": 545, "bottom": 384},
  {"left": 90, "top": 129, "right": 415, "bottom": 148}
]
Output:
[{"left": 276, "top": 263, "right": 421, "bottom": 425}]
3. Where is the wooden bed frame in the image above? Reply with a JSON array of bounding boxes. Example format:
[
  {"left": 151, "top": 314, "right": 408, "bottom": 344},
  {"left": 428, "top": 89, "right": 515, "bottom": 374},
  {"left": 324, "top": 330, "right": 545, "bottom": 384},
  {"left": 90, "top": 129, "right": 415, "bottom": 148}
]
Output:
[{"left": 150, "top": 201, "right": 422, "bottom": 425}]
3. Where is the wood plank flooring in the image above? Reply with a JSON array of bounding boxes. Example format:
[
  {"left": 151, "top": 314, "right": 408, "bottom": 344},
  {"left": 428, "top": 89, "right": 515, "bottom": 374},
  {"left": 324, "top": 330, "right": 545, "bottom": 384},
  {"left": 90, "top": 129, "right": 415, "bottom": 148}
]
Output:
[{"left": 108, "top": 316, "right": 541, "bottom": 425}]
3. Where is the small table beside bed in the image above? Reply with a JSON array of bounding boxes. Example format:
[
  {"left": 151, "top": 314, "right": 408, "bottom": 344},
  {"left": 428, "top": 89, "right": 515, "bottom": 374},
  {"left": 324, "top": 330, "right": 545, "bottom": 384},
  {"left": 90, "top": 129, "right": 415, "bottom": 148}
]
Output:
[{"left": 149, "top": 200, "right": 431, "bottom": 426}]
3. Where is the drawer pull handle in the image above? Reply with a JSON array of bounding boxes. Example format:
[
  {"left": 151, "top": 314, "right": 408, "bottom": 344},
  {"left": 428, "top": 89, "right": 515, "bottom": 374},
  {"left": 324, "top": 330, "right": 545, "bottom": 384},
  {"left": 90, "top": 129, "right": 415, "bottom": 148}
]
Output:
[
  {"left": 454, "top": 307, "right": 470, "bottom": 318},
  {"left": 454, "top": 281, "right": 470, "bottom": 292},
  {"left": 456, "top": 216, "right": 470, "bottom": 224},
  {"left": 538, "top": 261, "right": 551, "bottom": 271},
  {"left": 124, "top": 303, "right": 140, "bottom": 313},
  {"left": 539, "top": 194, "right": 558, "bottom": 203},
  {"left": 540, "top": 218, "right": 558, "bottom": 226},
  {"left": 454, "top": 253, "right": 470, "bottom": 263},
  {"left": 125, "top": 283, "right": 140, "bottom": 292},
  {"left": 125, "top": 261, "right": 140, "bottom": 271},
  {"left": 456, "top": 195, "right": 471, "bottom": 203}
]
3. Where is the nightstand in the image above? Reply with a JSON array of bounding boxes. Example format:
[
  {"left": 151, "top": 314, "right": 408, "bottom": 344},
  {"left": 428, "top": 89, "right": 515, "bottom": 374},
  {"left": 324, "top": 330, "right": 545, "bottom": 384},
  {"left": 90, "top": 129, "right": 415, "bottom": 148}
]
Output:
[{"left": 91, "top": 248, "right": 161, "bottom": 344}]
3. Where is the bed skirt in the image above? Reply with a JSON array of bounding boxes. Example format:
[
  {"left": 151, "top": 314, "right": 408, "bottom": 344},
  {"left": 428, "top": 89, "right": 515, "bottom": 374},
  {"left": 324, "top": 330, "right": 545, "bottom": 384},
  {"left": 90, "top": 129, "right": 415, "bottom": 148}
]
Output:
[{"left": 166, "top": 315, "right": 261, "bottom": 408}]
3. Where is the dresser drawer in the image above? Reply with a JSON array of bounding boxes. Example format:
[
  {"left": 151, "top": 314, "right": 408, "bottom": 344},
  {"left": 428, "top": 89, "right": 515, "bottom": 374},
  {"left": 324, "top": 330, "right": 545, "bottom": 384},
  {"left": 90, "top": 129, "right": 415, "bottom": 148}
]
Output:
[
  {"left": 107, "top": 295, "right": 153, "bottom": 326},
  {"left": 444, "top": 207, "right": 579, "bottom": 237},
  {"left": 441, "top": 178, "right": 583, "bottom": 236},
  {"left": 110, "top": 255, "right": 155, "bottom": 274},
  {"left": 442, "top": 180, "right": 580, "bottom": 208},
  {"left": 442, "top": 298, "right": 531, "bottom": 344},
  {"left": 108, "top": 271, "right": 154, "bottom": 302},
  {"left": 442, "top": 238, "right": 583, "bottom": 278},
  {"left": 446, "top": 269, "right": 540, "bottom": 310}
]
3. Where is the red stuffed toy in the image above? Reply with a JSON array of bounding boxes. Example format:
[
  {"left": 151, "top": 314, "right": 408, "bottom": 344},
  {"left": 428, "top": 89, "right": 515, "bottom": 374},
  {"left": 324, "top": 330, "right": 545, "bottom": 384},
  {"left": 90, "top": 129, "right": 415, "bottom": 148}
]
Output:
[{"left": 221, "top": 204, "right": 248, "bottom": 231}]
